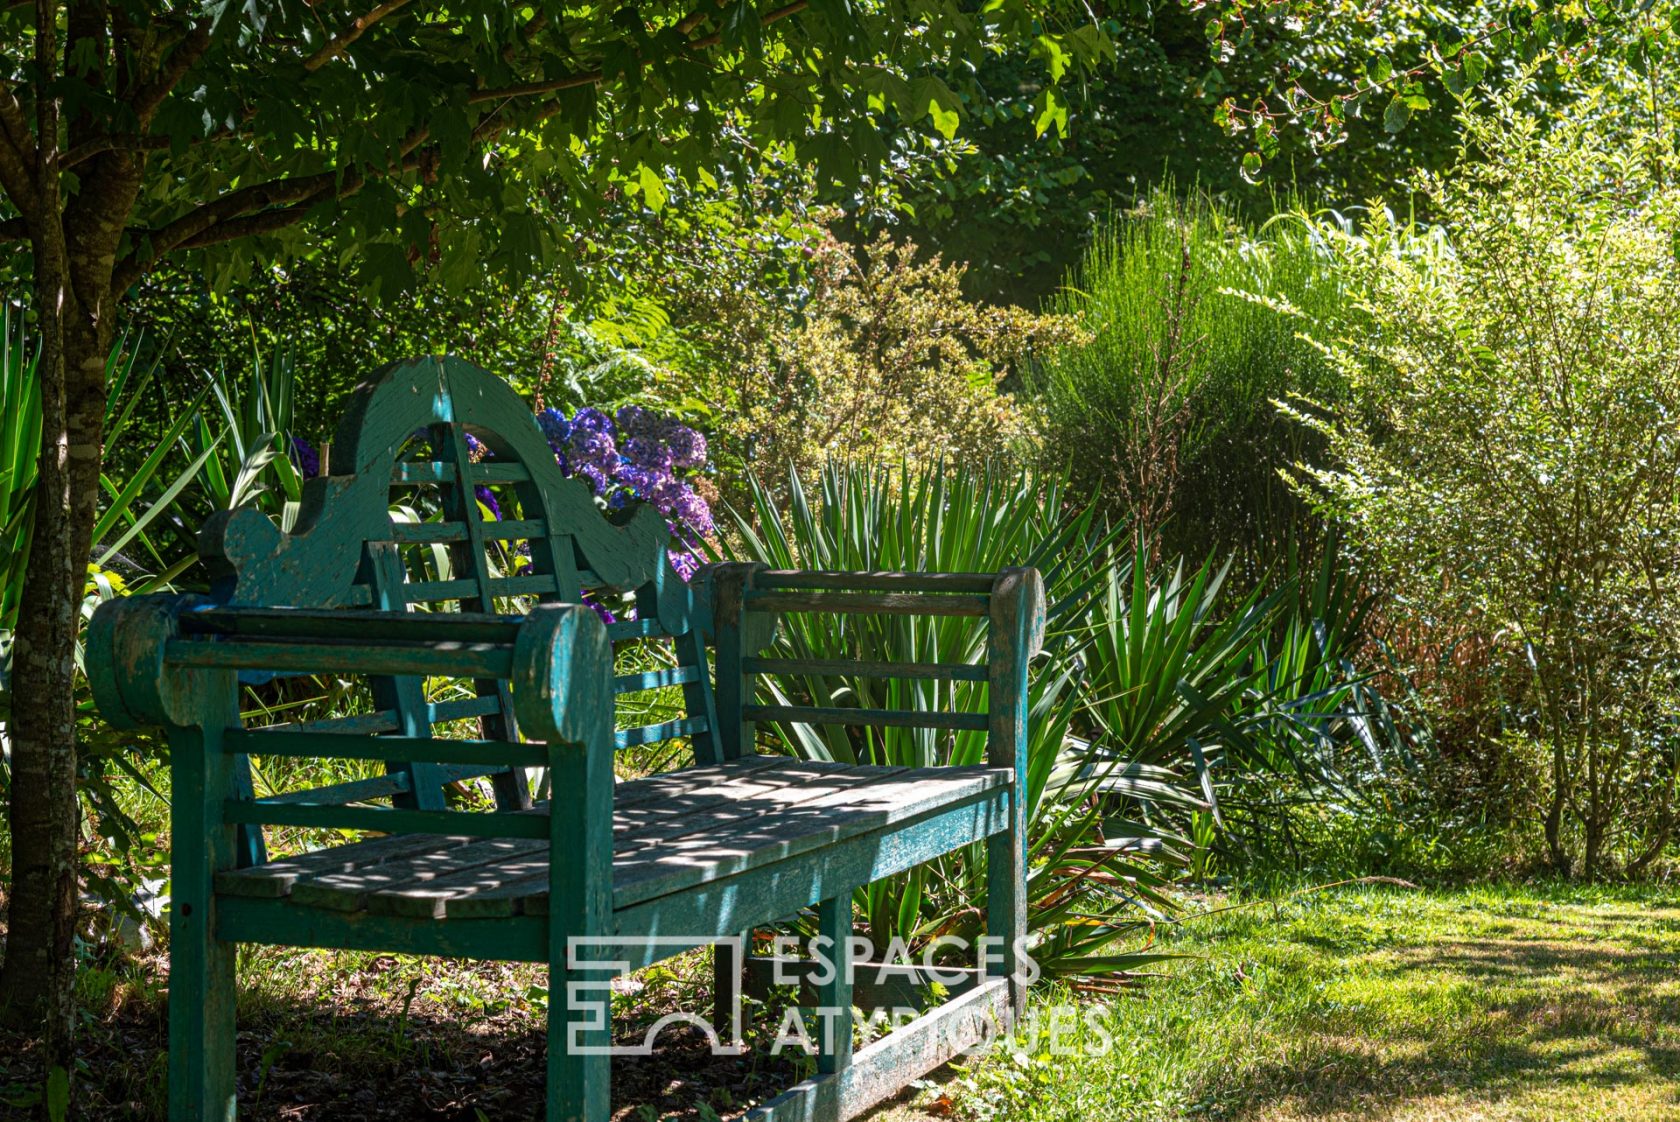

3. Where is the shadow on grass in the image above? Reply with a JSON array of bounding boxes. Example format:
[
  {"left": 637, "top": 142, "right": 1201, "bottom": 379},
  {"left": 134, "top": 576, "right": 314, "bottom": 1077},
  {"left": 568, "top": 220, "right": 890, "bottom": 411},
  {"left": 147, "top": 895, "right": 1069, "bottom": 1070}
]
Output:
[{"left": 1208, "top": 905, "right": 1680, "bottom": 1120}]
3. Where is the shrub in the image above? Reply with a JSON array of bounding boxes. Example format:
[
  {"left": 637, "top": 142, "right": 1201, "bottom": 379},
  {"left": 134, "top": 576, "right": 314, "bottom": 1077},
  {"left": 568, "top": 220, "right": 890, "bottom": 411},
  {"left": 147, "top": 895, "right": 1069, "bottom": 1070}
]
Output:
[
  {"left": 1288, "top": 89, "right": 1680, "bottom": 878},
  {"left": 672, "top": 231, "right": 1082, "bottom": 510}
]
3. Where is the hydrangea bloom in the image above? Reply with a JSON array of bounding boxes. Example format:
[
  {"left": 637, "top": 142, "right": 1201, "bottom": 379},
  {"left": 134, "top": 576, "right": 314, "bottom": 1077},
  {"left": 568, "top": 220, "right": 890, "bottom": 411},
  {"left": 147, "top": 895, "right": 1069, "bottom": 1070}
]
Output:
[{"left": 534, "top": 404, "right": 715, "bottom": 573}]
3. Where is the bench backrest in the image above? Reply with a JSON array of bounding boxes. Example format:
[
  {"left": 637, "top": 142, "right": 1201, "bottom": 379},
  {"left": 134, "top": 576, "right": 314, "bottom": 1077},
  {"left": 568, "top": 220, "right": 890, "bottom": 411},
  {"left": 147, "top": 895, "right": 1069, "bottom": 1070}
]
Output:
[{"left": 200, "top": 356, "right": 718, "bottom": 823}]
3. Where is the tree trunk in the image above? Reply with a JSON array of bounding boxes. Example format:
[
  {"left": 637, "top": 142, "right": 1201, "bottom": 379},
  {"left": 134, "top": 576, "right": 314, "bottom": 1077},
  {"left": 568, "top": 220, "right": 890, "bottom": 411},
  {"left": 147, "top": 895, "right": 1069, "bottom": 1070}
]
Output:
[
  {"left": 1544, "top": 738, "right": 1570, "bottom": 874},
  {"left": 0, "top": 273, "right": 110, "bottom": 1055},
  {"left": 0, "top": 28, "right": 125, "bottom": 1066}
]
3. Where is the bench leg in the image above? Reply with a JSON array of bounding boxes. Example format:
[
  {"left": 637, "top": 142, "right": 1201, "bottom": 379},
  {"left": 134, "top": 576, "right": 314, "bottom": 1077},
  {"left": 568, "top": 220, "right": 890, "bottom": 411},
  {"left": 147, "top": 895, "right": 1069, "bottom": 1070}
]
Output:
[
  {"left": 714, "top": 929, "right": 747, "bottom": 1040},
  {"left": 167, "top": 899, "right": 237, "bottom": 1121},
  {"left": 986, "top": 824, "right": 1028, "bottom": 1022},
  {"left": 169, "top": 712, "right": 241, "bottom": 1122},
  {"left": 548, "top": 956, "right": 610, "bottom": 1122},
  {"left": 815, "top": 895, "right": 853, "bottom": 1076}
]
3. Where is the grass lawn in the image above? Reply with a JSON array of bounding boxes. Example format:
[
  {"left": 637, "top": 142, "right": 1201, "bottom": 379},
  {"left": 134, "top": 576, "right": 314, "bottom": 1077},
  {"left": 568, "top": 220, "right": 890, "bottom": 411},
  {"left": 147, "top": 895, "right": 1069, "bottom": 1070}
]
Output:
[
  {"left": 898, "top": 882, "right": 1680, "bottom": 1122},
  {"left": 5, "top": 881, "right": 1677, "bottom": 1119}
]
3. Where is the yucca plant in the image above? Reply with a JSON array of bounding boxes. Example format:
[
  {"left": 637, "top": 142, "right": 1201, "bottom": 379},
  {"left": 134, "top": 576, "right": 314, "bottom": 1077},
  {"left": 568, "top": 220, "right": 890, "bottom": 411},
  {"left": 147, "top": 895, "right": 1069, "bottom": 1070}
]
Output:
[{"left": 730, "top": 463, "right": 1193, "bottom": 978}]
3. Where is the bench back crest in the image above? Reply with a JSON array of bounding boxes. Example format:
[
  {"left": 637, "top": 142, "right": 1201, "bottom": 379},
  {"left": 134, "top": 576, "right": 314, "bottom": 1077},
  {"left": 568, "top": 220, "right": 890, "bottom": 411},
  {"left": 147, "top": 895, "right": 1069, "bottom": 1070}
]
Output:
[{"left": 199, "top": 356, "right": 715, "bottom": 820}]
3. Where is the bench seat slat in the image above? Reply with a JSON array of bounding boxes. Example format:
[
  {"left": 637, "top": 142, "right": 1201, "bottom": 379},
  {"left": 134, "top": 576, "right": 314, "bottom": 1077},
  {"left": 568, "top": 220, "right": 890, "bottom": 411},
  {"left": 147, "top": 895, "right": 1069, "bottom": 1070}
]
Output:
[
  {"left": 218, "top": 758, "right": 850, "bottom": 917},
  {"left": 363, "top": 761, "right": 862, "bottom": 918},
  {"left": 213, "top": 760, "right": 1010, "bottom": 918}
]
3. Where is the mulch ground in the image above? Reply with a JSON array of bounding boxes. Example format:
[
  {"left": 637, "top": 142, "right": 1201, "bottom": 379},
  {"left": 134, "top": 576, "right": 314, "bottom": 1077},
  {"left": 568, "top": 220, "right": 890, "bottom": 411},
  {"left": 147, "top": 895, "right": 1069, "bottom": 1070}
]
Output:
[{"left": 0, "top": 934, "right": 815, "bottom": 1121}]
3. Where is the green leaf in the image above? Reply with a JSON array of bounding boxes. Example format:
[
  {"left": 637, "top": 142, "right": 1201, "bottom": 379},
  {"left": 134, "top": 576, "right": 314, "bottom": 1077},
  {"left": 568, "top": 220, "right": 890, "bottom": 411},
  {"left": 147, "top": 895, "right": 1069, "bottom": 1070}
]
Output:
[
  {"left": 636, "top": 164, "right": 667, "bottom": 213},
  {"left": 1382, "top": 95, "right": 1412, "bottom": 134},
  {"left": 1032, "top": 88, "right": 1067, "bottom": 139},
  {"left": 911, "top": 77, "right": 962, "bottom": 140},
  {"left": 1463, "top": 50, "right": 1489, "bottom": 86},
  {"left": 45, "top": 1067, "right": 68, "bottom": 1122}
]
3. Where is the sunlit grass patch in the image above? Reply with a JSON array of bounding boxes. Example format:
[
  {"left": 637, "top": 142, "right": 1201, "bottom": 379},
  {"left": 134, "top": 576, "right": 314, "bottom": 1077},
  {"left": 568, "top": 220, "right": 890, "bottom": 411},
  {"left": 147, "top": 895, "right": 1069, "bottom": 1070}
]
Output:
[{"left": 884, "top": 882, "right": 1680, "bottom": 1122}]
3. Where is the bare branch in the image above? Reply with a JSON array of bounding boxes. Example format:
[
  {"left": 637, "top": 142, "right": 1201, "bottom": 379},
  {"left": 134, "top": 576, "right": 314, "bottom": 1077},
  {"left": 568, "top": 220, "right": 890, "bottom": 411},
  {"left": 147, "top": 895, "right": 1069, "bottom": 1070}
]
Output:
[{"left": 303, "top": 0, "right": 416, "bottom": 71}]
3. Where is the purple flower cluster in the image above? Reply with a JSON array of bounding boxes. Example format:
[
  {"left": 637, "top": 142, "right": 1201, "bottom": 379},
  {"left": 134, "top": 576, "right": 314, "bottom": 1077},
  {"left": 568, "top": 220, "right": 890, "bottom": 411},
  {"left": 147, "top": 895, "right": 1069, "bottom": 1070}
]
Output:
[
  {"left": 286, "top": 403, "right": 713, "bottom": 589},
  {"left": 536, "top": 405, "right": 714, "bottom": 580},
  {"left": 289, "top": 436, "right": 320, "bottom": 479}
]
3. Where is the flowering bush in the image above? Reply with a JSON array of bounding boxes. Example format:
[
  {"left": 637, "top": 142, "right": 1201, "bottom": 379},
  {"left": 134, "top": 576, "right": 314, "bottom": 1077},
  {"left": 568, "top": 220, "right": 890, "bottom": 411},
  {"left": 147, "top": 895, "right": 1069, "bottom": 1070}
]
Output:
[
  {"left": 287, "top": 404, "right": 715, "bottom": 585},
  {"left": 535, "top": 404, "right": 714, "bottom": 581}
]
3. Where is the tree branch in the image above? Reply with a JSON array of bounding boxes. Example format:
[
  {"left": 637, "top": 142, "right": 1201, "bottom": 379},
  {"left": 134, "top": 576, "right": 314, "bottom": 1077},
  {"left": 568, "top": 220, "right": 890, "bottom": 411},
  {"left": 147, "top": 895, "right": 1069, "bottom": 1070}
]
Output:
[
  {"left": 132, "top": 20, "right": 213, "bottom": 122},
  {"left": 0, "top": 85, "right": 37, "bottom": 220},
  {"left": 114, "top": 125, "right": 429, "bottom": 289},
  {"left": 0, "top": 214, "right": 25, "bottom": 241},
  {"left": 303, "top": 0, "right": 416, "bottom": 71}
]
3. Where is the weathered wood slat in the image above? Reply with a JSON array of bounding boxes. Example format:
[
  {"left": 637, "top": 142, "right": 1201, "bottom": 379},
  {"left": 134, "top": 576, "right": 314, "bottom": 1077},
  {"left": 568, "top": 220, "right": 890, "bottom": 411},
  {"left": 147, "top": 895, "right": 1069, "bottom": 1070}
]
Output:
[
  {"left": 609, "top": 767, "right": 1010, "bottom": 907},
  {"left": 605, "top": 617, "right": 668, "bottom": 641},
  {"left": 614, "top": 665, "right": 700, "bottom": 693},
  {"left": 614, "top": 716, "right": 709, "bottom": 749},
  {"left": 427, "top": 695, "right": 503, "bottom": 723},
  {"left": 387, "top": 522, "right": 468, "bottom": 544},
  {"left": 479, "top": 519, "right": 547, "bottom": 541},
  {"left": 223, "top": 731, "right": 548, "bottom": 768},
  {"left": 609, "top": 791, "right": 1011, "bottom": 952},
  {"left": 289, "top": 836, "right": 541, "bottom": 913},
  {"left": 742, "top": 590, "right": 990, "bottom": 617},
  {"left": 487, "top": 573, "right": 557, "bottom": 597},
  {"left": 754, "top": 570, "right": 998, "bottom": 594},
  {"left": 392, "top": 461, "right": 455, "bottom": 484},
  {"left": 369, "top": 762, "right": 881, "bottom": 919},
  {"left": 259, "top": 774, "right": 412, "bottom": 806},
  {"left": 742, "top": 704, "right": 989, "bottom": 731},
  {"left": 402, "top": 578, "right": 482, "bottom": 603},
  {"left": 215, "top": 832, "right": 483, "bottom": 899},
  {"left": 223, "top": 801, "right": 550, "bottom": 839},
  {"left": 167, "top": 637, "right": 515, "bottom": 679},
  {"left": 741, "top": 978, "right": 1012, "bottom": 1122},
  {"left": 247, "top": 710, "right": 401, "bottom": 737},
  {"left": 181, "top": 606, "right": 524, "bottom": 644},
  {"left": 212, "top": 757, "right": 786, "bottom": 907},
  {"left": 269, "top": 760, "right": 853, "bottom": 919},
  {"left": 744, "top": 656, "right": 988, "bottom": 682}
]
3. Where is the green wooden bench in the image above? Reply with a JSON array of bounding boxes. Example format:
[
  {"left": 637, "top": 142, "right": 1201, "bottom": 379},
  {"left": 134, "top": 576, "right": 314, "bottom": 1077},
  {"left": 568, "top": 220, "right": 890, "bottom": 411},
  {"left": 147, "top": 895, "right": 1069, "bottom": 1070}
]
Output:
[{"left": 87, "top": 356, "right": 1043, "bottom": 1122}]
